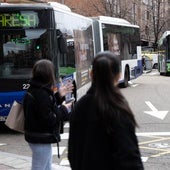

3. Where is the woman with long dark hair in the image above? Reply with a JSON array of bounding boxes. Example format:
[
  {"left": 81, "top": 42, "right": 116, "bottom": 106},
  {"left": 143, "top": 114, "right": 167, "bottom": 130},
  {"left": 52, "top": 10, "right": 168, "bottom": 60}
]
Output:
[
  {"left": 68, "top": 51, "right": 144, "bottom": 170},
  {"left": 24, "top": 59, "right": 73, "bottom": 170}
]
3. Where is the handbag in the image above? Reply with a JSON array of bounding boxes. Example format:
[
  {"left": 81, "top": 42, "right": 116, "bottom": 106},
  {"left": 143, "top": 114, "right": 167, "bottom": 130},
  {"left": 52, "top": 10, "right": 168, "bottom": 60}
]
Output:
[{"left": 5, "top": 101, "right": 24, "bottom": 133}]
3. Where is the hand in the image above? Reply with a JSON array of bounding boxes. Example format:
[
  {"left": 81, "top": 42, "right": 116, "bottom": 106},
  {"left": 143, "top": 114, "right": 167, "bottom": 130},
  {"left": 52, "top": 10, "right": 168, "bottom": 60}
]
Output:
[
  {"left": 59, "top": 81, "right": 74, "bottom": 97},
  {"left": 62, "top": 100, "right": 74, "bottom": 113}
]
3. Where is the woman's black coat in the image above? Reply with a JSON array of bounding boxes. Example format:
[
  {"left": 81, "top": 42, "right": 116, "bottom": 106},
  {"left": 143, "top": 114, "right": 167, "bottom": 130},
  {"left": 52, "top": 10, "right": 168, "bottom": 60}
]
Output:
[
  {"left": 23, "top": 78, "right": 69, "bottom": 144},
  {"left": 68, "top": 88, "right": 144, "bottom": 170}
]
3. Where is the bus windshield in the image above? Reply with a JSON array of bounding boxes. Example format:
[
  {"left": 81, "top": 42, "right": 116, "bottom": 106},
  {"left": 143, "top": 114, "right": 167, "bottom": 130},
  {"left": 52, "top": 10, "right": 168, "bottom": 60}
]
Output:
[
  {"left": 0, "top": 29, "right": 51, "bottom": 79},
  {"left": 0, "top": 10, "right": 53, "bottom": 79}
]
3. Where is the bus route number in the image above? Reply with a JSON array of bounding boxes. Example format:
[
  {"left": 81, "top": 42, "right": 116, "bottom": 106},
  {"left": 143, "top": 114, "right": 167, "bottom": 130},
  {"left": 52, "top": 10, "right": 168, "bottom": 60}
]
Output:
[{"left": 23, "top": 84, "right": 30, "bottom": 90}]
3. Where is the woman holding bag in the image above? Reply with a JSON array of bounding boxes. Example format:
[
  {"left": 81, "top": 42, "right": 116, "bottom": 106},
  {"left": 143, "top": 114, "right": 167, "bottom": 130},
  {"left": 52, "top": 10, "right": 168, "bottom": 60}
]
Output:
[{"left": 24, "top": 59, "right": 73, "bottom": 170}]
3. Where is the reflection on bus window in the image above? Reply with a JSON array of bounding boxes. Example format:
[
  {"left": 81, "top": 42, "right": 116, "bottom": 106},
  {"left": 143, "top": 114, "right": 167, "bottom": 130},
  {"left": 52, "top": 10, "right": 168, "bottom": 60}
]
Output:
[{"left": 0, "top": 29, "right": 50, "bottom": 79}]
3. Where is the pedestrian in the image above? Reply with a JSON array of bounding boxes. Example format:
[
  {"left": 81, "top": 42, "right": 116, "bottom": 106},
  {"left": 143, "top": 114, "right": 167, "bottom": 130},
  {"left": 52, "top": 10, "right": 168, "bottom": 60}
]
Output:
[
  {"left": 68, "top": 51, "right": 144, "bottom": 170},
  {"left": 23, "top": 59, "right": 73, "bottom": 170},
  {"left": 142, "top": 55, "right": 146, "bottom": 70}
]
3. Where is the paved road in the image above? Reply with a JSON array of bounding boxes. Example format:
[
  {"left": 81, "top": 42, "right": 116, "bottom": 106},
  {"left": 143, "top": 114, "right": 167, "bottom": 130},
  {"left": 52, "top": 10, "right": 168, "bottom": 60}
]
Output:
[{"left": 1, "top": 70, "right": 170, "bottom": 169}]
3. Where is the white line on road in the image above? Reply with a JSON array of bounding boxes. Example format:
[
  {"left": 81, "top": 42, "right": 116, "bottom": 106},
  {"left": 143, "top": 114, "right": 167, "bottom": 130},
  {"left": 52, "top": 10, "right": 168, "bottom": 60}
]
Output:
[
  {"left": 136, "top": 132, "right": 170, "bottom": 136},
  {"left": 144, "top": 101, "right": 169, "bottom": 120},
  {"left": 141, "top": 157, "right": 149, "bottom": 162},
  {"left": 0, "top": 143, "right": 6, "bottom": 146}
]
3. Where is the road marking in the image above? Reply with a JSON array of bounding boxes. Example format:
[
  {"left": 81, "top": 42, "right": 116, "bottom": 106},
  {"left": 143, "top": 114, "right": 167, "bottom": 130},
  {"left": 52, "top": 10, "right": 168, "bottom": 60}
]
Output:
[
  {"left": 141, "top": 157, "right": 148, "bottom": 162},
  {"left": 136, "top": 132, "right": 170, "bottom": 136},
  {"left": 140, "top": 146, "right": 167, "bottom": 152},
  {"left": 144, "top": 101, "right": 169, "bottom": 120},
  {"left": 151, "top": 151, "right": 170, "bottom": 158},
  {"left": 137, "top": 133, "right": 170, "bottom": 160},
  {"left": 138, "top": 137, "right": 170, "bottom": 145},
  {"left": 52, "top": 164, "right": 71, "bottom": 170},
  {"left": 131, "top": 84, "right": 139, "bottom": 87},
  {"left": 60, "top": 158, "right": 70, "bottom": 166},
  {"left": 148, "top": 142, "right": 170, "bottom": 149},
  {"left": 64, "top": 123, "right": 69, "bottom": 128},
  {"left": 61, "top": 133, "right": 69, "bottom": 140},
  {"left": 0, "top": 143, "right": 6, "bottom": 146},
  {"left": 52, "top": 146, "right": 66, "bottom": 155},
  {"left": 128, "top": 81, "right": 139, "bottom": 87},
  {"left": 140, "top": 145, "right": 170, "bottom": 158}
]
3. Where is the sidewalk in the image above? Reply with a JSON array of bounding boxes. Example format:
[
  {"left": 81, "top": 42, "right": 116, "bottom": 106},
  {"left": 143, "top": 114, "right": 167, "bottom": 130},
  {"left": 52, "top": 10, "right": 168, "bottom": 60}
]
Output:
[{"left": 0, "top": 151, "right": 71, "bottom": 170}]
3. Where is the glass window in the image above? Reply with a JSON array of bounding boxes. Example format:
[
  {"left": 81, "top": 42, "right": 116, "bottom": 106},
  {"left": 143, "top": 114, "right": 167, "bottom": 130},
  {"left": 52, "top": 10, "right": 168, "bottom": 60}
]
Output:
[
  {"left": 102, "top": 24, "right": 140, "bottom": 60},
  {"left": 167, "top": 36, "right": 170, "bottom": 59},
  {"left": 0, "top": 29, "right": 51, "bottom": 79},
  {"left": 55, "top": 11, "right": 94, "bottom": 88}
]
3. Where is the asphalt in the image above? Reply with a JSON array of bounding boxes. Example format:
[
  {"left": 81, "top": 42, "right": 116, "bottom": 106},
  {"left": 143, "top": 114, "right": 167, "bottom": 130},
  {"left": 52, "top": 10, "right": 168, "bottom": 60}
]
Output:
[{"left": 0, "top": 151, "right": 71, "bottom": 170}]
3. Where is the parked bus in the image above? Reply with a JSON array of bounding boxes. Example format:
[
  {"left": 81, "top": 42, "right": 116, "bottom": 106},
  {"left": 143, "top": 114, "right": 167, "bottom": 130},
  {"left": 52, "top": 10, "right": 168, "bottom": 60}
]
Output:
[
  {"left": 92, "top": 16, "right": 143, "bottom": 87},
  {"left": 158, "top": 31, "right": 170, "bottom": 75},
  {"left": 0, "top": 2, "right": 94, "bottom": 122}
]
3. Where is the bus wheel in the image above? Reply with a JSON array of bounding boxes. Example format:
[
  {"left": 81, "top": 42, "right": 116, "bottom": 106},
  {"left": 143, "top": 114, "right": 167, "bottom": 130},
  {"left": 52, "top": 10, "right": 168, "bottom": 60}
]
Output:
[
  {"left": 123, "top": 68, "right": 129, "bottom": 88},
  {"left": 153, "top": 63, "right": 158, "bottom": 69}
]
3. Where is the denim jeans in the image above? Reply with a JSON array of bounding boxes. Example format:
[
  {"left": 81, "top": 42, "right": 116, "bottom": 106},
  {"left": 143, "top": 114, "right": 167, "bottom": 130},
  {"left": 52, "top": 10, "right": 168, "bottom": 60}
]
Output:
[{"left": 29, "top": 143, "right": 52, "bottom": 170}]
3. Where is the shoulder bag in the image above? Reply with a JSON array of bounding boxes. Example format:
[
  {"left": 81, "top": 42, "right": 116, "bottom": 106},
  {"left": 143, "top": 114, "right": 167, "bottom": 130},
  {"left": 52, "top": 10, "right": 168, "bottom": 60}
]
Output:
[
  {"left": 5, "top": 101, "right": 24, "bottom": 133},
  {"left": 5, "top": 92, "right": 35, "bottom": 133}
]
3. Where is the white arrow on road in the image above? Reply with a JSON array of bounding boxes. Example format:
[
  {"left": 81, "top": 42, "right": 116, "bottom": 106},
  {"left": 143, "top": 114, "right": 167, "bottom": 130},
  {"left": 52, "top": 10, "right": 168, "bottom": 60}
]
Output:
[{"left": 144, "top": 101, "right": 169, "bottom": 120}]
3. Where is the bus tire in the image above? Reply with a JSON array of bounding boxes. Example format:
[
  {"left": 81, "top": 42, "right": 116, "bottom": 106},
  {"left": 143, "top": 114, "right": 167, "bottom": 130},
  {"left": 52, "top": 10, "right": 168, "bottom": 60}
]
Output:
[
  {"left": 119, "top": 67, "right": 129, "bottom": 88},
  {"left": 153, "top": 63, "right": 158, "bottom": 69},
  {"left": 122, "top": 67, "right": 129, "bottom": 88}
]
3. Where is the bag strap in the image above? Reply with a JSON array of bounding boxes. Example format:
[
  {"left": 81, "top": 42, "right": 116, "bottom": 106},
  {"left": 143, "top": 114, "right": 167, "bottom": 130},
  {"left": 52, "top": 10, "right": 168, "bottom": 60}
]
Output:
[
  {"left": 57, "top": 142, "right": 60, "bottom": 158},
  {"left": 26, "top": 92, "right": 36, "bottom": 102}
]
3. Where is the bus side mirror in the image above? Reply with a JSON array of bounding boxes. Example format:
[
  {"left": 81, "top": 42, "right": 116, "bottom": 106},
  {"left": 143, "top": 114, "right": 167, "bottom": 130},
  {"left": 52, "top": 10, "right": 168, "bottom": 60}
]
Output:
[{"left": 57, "top": 30, "right": 68, "bottom": 54}]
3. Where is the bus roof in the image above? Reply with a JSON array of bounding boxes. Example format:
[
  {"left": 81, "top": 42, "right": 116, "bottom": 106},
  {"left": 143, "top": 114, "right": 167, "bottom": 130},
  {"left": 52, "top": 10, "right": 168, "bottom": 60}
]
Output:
[
  {"left": 48, "top": 2, "right": 71, "bottom": 12},
  {"left": 0, "top": 2, "right": 71, "bottom": 11},
  {"left": 158, "top": 31, "right": 170, "bottom": 46},
  {"left": 0, "top": 2, "right": 92, "bottom": 23},
  {"left": 161, "top": 31, "right": 170, "bottom": 39},
  {"left": 50, "top": 2, "right": 92, "bottom": 22},
  {"left": 92, "top": 16, "right": 139, "bottom": 28},
  {"left": 0, "top": 3, "right": 53, "bottom": 10}
]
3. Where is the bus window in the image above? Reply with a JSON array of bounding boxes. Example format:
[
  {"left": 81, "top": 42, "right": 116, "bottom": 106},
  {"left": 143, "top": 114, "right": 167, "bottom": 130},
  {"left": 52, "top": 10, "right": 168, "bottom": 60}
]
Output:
[
  {"left": 57, "top": 29, "right": 68, "bottom": 54},
  {"left": 0, "top": 29, "right": 51, "bottom": 79}
]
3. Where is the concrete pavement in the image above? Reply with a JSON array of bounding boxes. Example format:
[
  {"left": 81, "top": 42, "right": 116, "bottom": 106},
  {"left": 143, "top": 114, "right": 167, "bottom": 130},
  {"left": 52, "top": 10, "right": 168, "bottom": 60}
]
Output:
[{"left": 0, "top": 151, "right": 71, "bottom": 170}]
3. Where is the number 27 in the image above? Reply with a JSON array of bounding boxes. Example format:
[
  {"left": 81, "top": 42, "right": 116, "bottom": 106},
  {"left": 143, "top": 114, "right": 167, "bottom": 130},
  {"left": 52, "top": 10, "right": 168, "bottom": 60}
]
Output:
[{"left": 23, "top": 84, "right": 30, "bottom": 89}]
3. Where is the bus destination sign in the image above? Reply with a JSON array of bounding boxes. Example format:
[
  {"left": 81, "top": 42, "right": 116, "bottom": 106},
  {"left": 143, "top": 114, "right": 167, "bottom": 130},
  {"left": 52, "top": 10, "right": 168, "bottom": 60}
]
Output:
[{"left": 0, "top": 12, "right": 39, "bottom": 28}]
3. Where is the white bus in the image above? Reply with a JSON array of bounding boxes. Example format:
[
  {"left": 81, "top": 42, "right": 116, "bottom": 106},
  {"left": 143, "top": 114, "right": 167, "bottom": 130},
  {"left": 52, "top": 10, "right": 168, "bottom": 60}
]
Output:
[
  {"left": 0, "top": 2, "right": 94, "bottom": 121},
  {"left": 92, "top": 16, "right": 143, "bottom": 87}
]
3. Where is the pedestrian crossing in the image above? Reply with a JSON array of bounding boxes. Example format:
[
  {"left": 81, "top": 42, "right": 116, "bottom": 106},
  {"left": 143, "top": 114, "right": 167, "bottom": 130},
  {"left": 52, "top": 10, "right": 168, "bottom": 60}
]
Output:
[
  {"left": 55, "top": 123, "right": 150, "bottom": 165},
  {"left": 52, "top": 122, "right": 70, "bottom": 167},
  {"left": 1, "top": 122, "right": 148, "bottom": 167},
  {"left": 52, "top": 123, "right": 148, "bottom": 166}
]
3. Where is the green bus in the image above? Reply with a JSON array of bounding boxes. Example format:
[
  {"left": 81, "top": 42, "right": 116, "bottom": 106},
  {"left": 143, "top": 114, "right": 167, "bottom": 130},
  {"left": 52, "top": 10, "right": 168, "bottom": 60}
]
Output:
[{"left": 158, "top": 31, "right": 170, "bottom": 75}]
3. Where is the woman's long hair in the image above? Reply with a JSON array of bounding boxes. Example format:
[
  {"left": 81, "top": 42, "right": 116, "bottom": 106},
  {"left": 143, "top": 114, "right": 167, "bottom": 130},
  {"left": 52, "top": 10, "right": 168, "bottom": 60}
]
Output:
[
  {"left": 32, "top": 59, "right": 56, "bottom": 88},
  {"left": 91, "top": 51, "right": 137, "bottom": 133}
]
